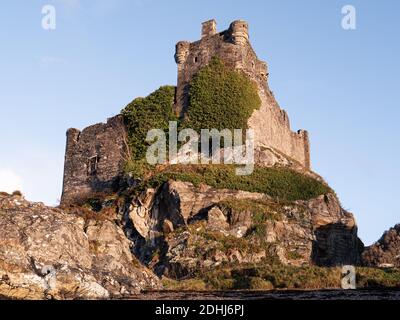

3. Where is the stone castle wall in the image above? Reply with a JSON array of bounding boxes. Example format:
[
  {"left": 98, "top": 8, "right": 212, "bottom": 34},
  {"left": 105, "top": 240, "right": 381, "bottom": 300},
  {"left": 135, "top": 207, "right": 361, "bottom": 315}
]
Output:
[
  {"left": 174, "top": 19, "right": 310, "bottom": 168},
  {"left": 61, "top": 19, "right": 311, "bottom": 203},
  {"left": 61, "top": 115, "right": 128, "bottom": 204}
]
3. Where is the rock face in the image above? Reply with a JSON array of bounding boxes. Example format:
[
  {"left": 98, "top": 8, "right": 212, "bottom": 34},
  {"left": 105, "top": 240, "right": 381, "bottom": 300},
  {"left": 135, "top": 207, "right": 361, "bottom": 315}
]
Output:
[
  {"left": 125, "top": 180, "right": 363, "bottom": 279},
  {"left": 0, "top": 177, "right": 366, "bottom": 298},
  {"left": 0, "top": 193, "right": 160, "bottom": 300},
  {"left": 362, "top": 224, "right": 400, "bottom": 268},
  {"left": 307, "top": 194, "right": 363, "bottom": 266},
  {"left": 127, "top": 180, "right": 267, "bottom": 241}
]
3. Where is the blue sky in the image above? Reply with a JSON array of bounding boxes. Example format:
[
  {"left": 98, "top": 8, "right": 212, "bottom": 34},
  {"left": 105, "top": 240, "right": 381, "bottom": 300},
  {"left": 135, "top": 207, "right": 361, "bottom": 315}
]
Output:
[{"left": 0, "top": 0, "right": 399, "bottom": 245}]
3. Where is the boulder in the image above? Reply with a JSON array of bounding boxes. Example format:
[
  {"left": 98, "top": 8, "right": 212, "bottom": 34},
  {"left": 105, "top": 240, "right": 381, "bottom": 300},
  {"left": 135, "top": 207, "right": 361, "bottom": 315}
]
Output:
[{"left": 0, "top": 193, "right": 161, "bottom": 300}]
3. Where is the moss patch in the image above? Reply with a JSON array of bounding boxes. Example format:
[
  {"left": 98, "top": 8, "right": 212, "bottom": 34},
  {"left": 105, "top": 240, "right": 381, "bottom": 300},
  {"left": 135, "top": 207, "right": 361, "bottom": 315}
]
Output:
[
  {"left": 184, "top": 57, "right": 261, "bottom": 133},
  {"left": 145, "top": 164, "right": 331, "bottom": 201},
  {"left": 121, "top": 86, "right": 177, "bottom": 160}
]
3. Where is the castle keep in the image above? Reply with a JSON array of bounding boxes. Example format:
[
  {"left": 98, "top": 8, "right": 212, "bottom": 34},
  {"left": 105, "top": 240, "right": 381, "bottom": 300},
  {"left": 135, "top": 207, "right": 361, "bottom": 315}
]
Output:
[
  {"left": 61, "top": 19, "right": 311, "bottom": 204},
  {"left": 174, "top": 20, "right": 310, "bottom": 169}
]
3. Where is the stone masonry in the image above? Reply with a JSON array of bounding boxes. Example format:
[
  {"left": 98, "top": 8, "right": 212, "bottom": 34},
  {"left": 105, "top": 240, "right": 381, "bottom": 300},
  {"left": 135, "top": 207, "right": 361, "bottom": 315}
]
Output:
[
  {"left": 175, "top": 19, "right": 310, "bottom": 168},
  {"left": 61, "top": 115, "right": 128, "bottom": 204},
  {"left": 61, "top": 19, "right": 311, "bottom": 204}
]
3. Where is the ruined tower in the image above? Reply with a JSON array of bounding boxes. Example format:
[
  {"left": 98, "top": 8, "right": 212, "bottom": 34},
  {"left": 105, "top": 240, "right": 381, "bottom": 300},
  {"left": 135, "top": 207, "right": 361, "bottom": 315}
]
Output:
[
  {"left": 61, "top": 19, "right": 311, "bottom": 205},
  {"left": 61, "top": 115, "right": 128, "bottom": 204},
  {"left": 174, "top": 19, "right": 311, "bottom": 169}
]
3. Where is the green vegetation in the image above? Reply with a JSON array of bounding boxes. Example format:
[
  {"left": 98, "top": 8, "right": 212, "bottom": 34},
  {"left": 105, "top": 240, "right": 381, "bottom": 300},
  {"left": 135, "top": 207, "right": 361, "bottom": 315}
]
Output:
[
  {"left": 121, "top": 58, "right": 261, "bottom": 164},
  {"left": 198, "top": 264, "right": 342, "bottom": 290},
  {"left": 184, "top": 57, "right": 261, "bottom": 133},
  {"left": 163, "top": 263, "right": 400, "bottom": 291},
  {"left": 217, "top": 198, "right": 282, "bottom": 238},
  {"left": 170, "top": 220, "right": 271, "bottom": 259},
  {"left": 146, "top": 164, "right": 331, "bottom": 201},
  {"left": 195, "top": 228, "right": 262, "bottom": 254},
  {"left": 286, "top": 251, "right": 304, "bottom": 260},
  {"left": 163, "top": 218, "right": 400, "bottom": 291},
  {"left": 357, "top": 267, "right": 400, "bottom": 288},
  {"left": 121, "top": 85, "right": 177, "bottom": 160},
  {"left": 165, "top": 219, "right": 400, "bottom": 290},
  {"left": 124, "top": 158, "right": 153, "bottom": 179},
  {"left": 119, "top": 60, "right": 329, "bottom": 202},
  {"left": 218, "top": 198, "right": 282, "bottom": 222},
  {"left": 162, "top": 278, "right": 207, "bottom": 291}
]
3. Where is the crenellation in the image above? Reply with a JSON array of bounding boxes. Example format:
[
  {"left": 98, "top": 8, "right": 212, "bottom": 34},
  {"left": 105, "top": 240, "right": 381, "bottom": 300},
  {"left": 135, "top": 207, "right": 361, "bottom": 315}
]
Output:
[
  {"left": 228, "top": 20, "right": 249, "bottom": 45},
  {"left": 201, "top": 19, "right": 217, "bottom": 38},
  {"left": 174, "top": 41, "right": 190, "bottom": 65},
  {"left": 173, "top": 19, "right": 310, "bottom": 169},
  {"left": 61, "top": 19, "right": 311, "bottom": 204},
  {"left": 66, "top": 128, "right": 81, "bottom": 144}
]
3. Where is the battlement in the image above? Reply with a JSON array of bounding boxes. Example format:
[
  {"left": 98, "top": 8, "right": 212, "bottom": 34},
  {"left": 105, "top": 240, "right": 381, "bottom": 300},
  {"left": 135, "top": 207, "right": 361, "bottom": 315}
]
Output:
[
  {"left": 229, "top": 20, "right": 249, "bottom": 45},
  {"left": 173, "top": 20, "right": 310, "bottom": 169},
  {"left": 201, "top": 19, "right": 217, "bottom": 38},
  {"left": 174, "top": 19, "right": 268, "bottom": 116},
  {"left": 61, "top": 19, "right": 311, "bottom": 204}
]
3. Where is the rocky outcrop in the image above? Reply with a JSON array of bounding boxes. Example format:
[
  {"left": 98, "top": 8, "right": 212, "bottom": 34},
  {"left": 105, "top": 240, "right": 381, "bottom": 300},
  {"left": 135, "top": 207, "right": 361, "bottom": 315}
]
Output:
[
  {"left": 0, "top": 193, "right": 160, "bottom": 300},
  {"left": 0, "top": 177, "right": 366, "bottom": 299},
  {"left": 362, "top": 224, "right": 400, "bottom": 268},
  {"left": 127, "top": 180, "right": 267, "bottom": 241},
  {"left": 124, "top": 180, "right": 363, "bottom": 279},
  {"left": 307, "top": 194, "right": 363, "bottom": 266}
]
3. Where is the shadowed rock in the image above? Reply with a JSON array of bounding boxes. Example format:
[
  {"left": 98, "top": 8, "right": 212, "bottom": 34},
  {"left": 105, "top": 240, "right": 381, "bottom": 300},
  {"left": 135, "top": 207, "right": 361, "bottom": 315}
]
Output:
[{"left": 362, "top": 224, "right": 400, "bottom": 268}]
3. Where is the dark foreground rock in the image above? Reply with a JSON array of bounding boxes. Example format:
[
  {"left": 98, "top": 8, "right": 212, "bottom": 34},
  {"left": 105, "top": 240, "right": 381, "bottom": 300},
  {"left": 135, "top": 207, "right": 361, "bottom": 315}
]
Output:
[{"left": 130, "top": 289, "right": 400, "bottom": 300}]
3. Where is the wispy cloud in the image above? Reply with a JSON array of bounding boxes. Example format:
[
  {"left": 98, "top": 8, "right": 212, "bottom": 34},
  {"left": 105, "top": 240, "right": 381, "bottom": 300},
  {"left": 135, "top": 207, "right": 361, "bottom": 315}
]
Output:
[{"left": 0, "top": 169, "right": 23, "bottom": 194}]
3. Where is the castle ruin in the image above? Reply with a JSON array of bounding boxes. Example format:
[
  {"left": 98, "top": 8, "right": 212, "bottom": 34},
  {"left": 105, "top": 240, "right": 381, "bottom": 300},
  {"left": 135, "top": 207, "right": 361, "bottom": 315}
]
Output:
[
  {"left": 175, "top": 19, "right": 310, "bottom": 168},
  {"left": 61, "top": 115, "right": 128, "bottom": 204},
  {"left": 61, "top": 19, "right": 311, "bottom": 204}
]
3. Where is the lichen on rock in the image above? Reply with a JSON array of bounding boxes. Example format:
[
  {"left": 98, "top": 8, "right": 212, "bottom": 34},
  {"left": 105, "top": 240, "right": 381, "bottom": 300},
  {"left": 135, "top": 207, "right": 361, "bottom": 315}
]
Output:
[{"left": 0, "top": 192, "right": 161, "bottom": 300}]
